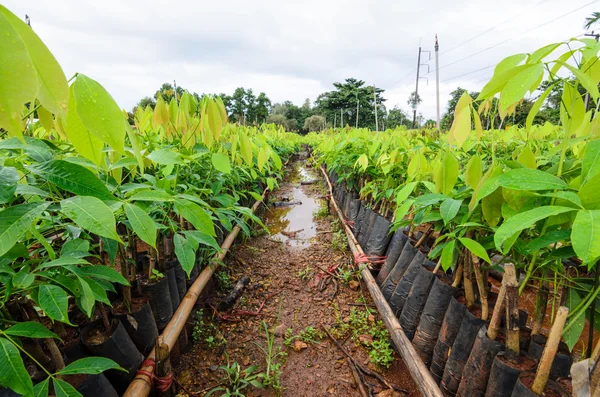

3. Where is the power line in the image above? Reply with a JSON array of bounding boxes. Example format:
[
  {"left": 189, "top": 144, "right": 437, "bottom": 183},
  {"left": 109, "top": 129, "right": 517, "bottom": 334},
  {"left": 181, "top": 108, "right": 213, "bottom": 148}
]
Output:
[
  {"left": 440, "top": 0, "right": 551, "bottom": 56},
  {"left": 441, "top": 65, "right": 495, "bottom": 83},
  {"left": 438, "top": 0, "right": 599, "bottom": 71},
  {"left": 389, "top": 69, "right": 416, "bottom": 89}
]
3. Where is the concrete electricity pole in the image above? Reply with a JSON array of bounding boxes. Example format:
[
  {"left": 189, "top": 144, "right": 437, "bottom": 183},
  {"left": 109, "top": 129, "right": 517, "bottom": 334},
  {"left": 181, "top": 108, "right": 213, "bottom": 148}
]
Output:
[
  {"left": 373, "top": 85, "right": 378, "bottom": 132},
  {"left": 435, "top": 34, "right": 441, "bottom": 132},
  {"left": 356, "top": 91, "right": 359, "bottom": 128},
  {"left": 411, "top": 44, "right": 430, "bottom": 129}
]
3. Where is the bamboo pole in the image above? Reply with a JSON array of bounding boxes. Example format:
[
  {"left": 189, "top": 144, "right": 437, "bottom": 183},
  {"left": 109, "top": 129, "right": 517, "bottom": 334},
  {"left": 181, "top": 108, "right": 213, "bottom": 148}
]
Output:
[
  {"left": 123, "top": 187, "right": 269, "bottom": 397},
  {"left": 532, "top": 306, "right": 569, "bottom": 395},
  {"left": 504, "top": 265, "right": 520, "bottom": 354},
  {"left": 320, "top": 166, "right": 443, "bottom": 397}
]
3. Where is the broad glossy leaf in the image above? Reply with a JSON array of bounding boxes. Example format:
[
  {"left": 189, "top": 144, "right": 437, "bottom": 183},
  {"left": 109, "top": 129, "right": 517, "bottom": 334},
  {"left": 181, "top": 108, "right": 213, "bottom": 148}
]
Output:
[
  {"left": 240, "top": 132, "right": 253, "bottom": 165},
  {"left": 38, "top": 284, "right": 69, "bottom": 323},
  {"left": 524, "top": 229, "right": 571, "bottom": 254},
  {"left": 434, "top": 153, "right": 458, "bottom": 195},
  {"left": 496, "top": 168, "right": 568, "bottom": 191},
  {"left": 0, "top": 7, "right": 38, "bottom": 139},
  {"left": 395, "top": 182, "right": 418, "bottom": 204},
  {"left": 478, "top": 64, "right": 529, "bottom": 100},
  {"left": 355, "top": 154, "right": 368, "bottom": 171},
  {"left": 78, "top": 265, "right": 129, "bottom": 285},
  {"left": 75, "top": 275, "right": 95, "bottom": 317},
  {"left": 174, "top": 234, "right": 196, "bottom": 277},
  {"left": 207, "top": 100, "right": 223, "bottom": 140},
  {"left": 440, "top": 198, "right": 462, "bottom": 225},
  {"left": 578, "top": 172, "right": 600, "bottom": 210},
  {"left": 441, "top": 240, "right": 456, "bottom": 272},
  {"left": 526, "top": 84, "right": 553, "bottom": 131},
  {"left": 33, "top": 378, "right": 49, "bottom": 397},
  {"left": 482, "top": 188, "right": 504, "bottom": 227},
  {"left": 0, "top": 202, "right": 49, "bottom": 256},
  {"left": 12, "top": 266, "right": 34, "bottom": 289},
  {"left": 125, "top": 203, "right": 156, "bottom": 249},
  {"left": 72, "top": 74, "right": 125, "bottom": 153},
  {"left": 494, "top": 206, "right": 576, "bottom": 253},
  {"left": 0, "top": 337, "right": 33, "bottom": 396},
  {"left": 448, "top": 92, "right": 472, "bottom": 148},
  {"left": 465, "top": 155, "right": 482, "bottom": 189},
  {"left": 257, "top": 148, "right": 268, "bottom": 172},
  {"left": 174, "top": 199, "right": 215, "bottom": 236},
  {"left": 61, "top": 196, "right": 121, "bottom": 242},
  {"left": 66, "top": 84, "right": 105, "bottom": 166},
  {"left": 211, "top": 153, "right": 231, "bottom": 174},
  {"left": 500, "top": 63, "right": 544, "bottom": 110},
  {"left": 556, "top": 61, "right": 599, "bottom": 101},
  {"left": 53, "top": 378, "right": 83, "bottom": 397},
  {"left": 29, "top": 160, "right": 114, "bottom": 200},
  {"left": 563, "top": 288, "right": 584, "bottom": 352},
  {"left": 517, "top": 146, "right": 536, "bottom": 169},
  {"left": 147, "top": 148, "right": 182, "bottom": 165},
  {"left": 5, "top": 321, "right": 58, "bottom": 339},
  {"left": 582, "top": 140, "right": 600, "bottom": 184},
  {"left": 572, "top": 210, "right": 600, "bottom": 264},
  {"left": 0, "top": 167, "right": 18, "bottom": 204},
  {"left": 129, "top": 190, "right": 174, "bottom": 202},
  {"left": 183, "top": 230, "right": 221, "bottom": 251},
  {"left": 58, "top": 356, "right": 125, "bottom": 375},
  {"left": 458, "top": 237, "right": 491, "bottom": 264}
]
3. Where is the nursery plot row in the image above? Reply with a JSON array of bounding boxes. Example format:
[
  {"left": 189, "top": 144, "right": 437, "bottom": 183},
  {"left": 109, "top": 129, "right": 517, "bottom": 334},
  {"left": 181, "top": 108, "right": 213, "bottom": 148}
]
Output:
[
  {"left": 308, "top": 37, "right": 600, "bottom": 397},
  {"left": 0, "top": 5, "right": 302, "bottom": 397}
]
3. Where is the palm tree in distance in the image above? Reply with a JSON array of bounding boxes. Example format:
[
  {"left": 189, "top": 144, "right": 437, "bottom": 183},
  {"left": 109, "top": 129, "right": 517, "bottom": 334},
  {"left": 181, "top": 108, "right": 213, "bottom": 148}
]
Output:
[{"left": 584, "top": 11, "right": 600, "bottom": 30}]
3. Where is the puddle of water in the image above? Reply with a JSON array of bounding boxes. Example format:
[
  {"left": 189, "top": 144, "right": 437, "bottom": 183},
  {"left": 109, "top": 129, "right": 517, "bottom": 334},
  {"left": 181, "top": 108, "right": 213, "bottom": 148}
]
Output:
[{"left": 265, "top": 164, "right": 320, "bottom": 248}]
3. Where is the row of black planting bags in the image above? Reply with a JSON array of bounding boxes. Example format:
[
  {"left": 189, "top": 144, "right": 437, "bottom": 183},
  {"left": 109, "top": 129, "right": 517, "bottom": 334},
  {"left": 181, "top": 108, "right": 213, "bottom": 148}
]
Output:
[{"left": 329, "top": 172, "right": 573, "bottom": 397}]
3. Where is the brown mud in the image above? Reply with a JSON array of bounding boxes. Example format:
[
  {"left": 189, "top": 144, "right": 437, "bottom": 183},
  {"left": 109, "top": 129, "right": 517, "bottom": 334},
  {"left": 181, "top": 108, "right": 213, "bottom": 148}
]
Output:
[{"left": 175, "top": 154, "right": 419, "bottom": 396}]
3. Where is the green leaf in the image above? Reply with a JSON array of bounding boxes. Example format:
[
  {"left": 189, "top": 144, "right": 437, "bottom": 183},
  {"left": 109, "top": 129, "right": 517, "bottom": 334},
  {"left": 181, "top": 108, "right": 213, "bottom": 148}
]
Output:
[
  {"left": 478, "top": 64, "right": 530, "bottom": 100},
  {"left": 517, "top": 146, "right": 536, "bottom": 169},
  {"left": 174, "top": 199, "right": 215, "bottom": 236},
  {"left": 53, "top": 378, "right": 83, "bottom": 397},
  {"left": 482, "top": 188, "right": 504, "bottom": 227},
  {"left": 239, "top": 132, "right": 253, "bottom": 166},
  {"left": 66, "top": 83, "right": 105, "bottom": 166},
  {"left": 33, "top": 378, "right": 49, "bottom": 397},
  {"left": 434, "top": 153, "right": 459, "bottom": 195},
  {"left": 440, "top": 199, "right": 462, "bottom": 225},
  {"left": 0, "top": 167, "right": 18, "bottom": 204},
  {"left": 441, "top": 240, "right": 456, "bottom": 272},
  {"left": 524, "top": 229, "right": 571, "bottom": 254},
  {"left": 0, "top": 337, "right": 33, "bottom": 396},
  {"left": 211, "top": 153, "right": 231, "bottom": 174},
  {"left": 15, "top": 184, "right": 49, "bottom": 198},
  {"left": 0, "top": 7, "right": 39, "bottom": 139},
  {"left": 393, "top": 199, "right": 414, "bottom": 226},
  {"left": 578, "top": 172, "right": 600, "bottom": 210},
  {"left": 58, "top": 357, "right": 125, "bottom": 375},
  {"left": 5, "top": 322, "right": 58, "bottom": 339},
  {"left": 78, "top": 265, "right": 129, "bottom": 286},
  {"left": 174, "top": 234, "right": 196, "bottom": 278},
  {"left": 28, "top": 160, "right": 114, "bottom": 200},
  {"left": 563, "top": 288, "right": 584, "bottom": 352},
  {"left": 355, "top": 154, "right": 368, "bottom": 172},
  {"left": 72, "top": 74, "right": 126, "bottom": 154},
  {"left": 60, "top": 196, "right": 122, "bottom": 242},
  {"left": 75, "top": 275, "right": 95, "bottom": 317},
  {"left": 556, "top": 60, "right": 600, "bottom": 101},
  {"left": 0, "top": 202, "right": 50, "bottom": 256},
  {"left": 12, "top": 266, "right": 34, "bottom": 289},
  {"left": 500, "top": 63, "right": 544, "bottom": 110},
  {"left": 395, "top": 182, "right": 417, "bottom": 204},
  {"left": 458, "top": 237, "right": 491, "bottom": 264},
  {"left": 448, "top": 92, "right": 472, "bottom": 148},
  {"left": 125, "top": 203, "right": 156, "bottom": 250},
  {"left": 496, "top": 168, "right": 568, "bottom": 191},
  {"left": 494, "top": 206, "right": 576, "bottom": 253},
  {"left": 61, "top": 239, "right": 90, "bottom": 256},
  {"left": 464, "top": 155, "right": 482, "bottom": 189},
  {"left": 183, "top": 231, "right": 221, "bottom": 251},
  {"left": 257, "top": 148, "right": 268, "bottom": 172},
  {"left": 572, "top": 210, "right": 600, "bottom": 264},
  {"left": 583, "top": 140, "right": 600, "bottom": 184},
  {"left": 147, "top": 148, "right": 182, "bottom": 165},
  {"left": 35, "top": 257, "right": 89, "bottom": 271},
  {"left": 526, "top": 84, "right": 553, "bottom": 132},
  {"left": 129, "top": 190, "right": 174, "bottom": 202},
  {"left": 38, "top": 284, "right": 70, "bottom": 323}
]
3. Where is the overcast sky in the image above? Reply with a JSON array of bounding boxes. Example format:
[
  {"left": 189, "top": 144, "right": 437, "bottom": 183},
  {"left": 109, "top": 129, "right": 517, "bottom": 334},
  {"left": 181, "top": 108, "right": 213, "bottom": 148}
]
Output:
[{"left": 5, "top": 0, "right": 598, "bottom": 120}]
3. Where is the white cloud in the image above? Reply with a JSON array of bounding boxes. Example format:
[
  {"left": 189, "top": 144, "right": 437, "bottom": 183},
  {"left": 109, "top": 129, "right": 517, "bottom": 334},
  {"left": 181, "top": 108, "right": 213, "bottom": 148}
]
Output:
[{"left": 4, "top": 0, "right": 597, "bottom": 119}]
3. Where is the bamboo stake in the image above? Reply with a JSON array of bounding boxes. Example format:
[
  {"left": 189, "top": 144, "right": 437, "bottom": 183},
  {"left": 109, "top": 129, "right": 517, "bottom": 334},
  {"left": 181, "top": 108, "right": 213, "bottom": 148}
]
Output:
[
  {"left": 463, "top": 252, "right": 476, "bottom": 308},
  {"left": 531, "top": 281, "right": 549, "bottom": 335},
  {"left": 472, "top": 256, "right": 488, "bottom": 321},
  {"left": 504, "top": 265, "right": 520, "bottom": 354},
  {"left": 123, "top": 187, "right": 269, "bottom": 397},
  {"left": 452, "top": 261, "right": 464, "bottom": 288},
  {"left": 531, "top": 306, "right": 569, "bottom": 395},
  {"left": 487, "top": 264, "right": 514, "bottom": 341}
]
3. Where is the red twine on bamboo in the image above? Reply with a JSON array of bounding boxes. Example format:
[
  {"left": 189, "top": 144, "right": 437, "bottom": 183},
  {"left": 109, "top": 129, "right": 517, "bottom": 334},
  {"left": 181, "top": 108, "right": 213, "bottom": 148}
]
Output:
[
  {"left": 135, "top": 359, "right": 173, "bottom": 392},
  {"left": 353, "top": 252, "right": 386, "bottom": 265}
]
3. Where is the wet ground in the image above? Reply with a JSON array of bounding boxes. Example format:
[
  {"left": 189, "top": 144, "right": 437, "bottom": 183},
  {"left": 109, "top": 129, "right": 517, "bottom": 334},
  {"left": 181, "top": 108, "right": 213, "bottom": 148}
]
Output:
[{"left": 175, "top": 152, "right": 419, "bottom": 396}]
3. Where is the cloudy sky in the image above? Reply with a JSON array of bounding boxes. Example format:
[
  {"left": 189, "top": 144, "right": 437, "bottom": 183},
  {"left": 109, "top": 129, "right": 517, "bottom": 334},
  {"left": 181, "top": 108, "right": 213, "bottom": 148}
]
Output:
[{"left": 5, "top": 0, "right": 598, "bottom": 120}]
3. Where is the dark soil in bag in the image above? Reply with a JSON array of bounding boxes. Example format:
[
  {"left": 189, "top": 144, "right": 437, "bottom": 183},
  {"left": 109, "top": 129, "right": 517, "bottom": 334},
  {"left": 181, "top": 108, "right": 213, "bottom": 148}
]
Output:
[
  {"left": 141, "top": 276, "right": 173, "bottom": 331},
  {"left": 165, "top": 266, "right": 181, "bottom": 313},
  {"left": 173, "top": 260, "right": 188, "bottom": 301},
  {"left": 113, "top": 298, "right": 159, "bottom": 356},
  {"left": 511, "top": 372, "right": 568, "bottom": 397},
  {"left": 381, "top": 241, "right": 419, "bottom": 300},
  {"left": 364, "top": 214, "right": 393, "bottom": 256},
  {"left": 388, "top": 251, "right": 427, "bottom": 316},
  {"left": 353, "top": 204, "right": 367, "bottom": 237},
  {"left": 399, "top": 265, "right": 436, "bottom": 340},
  {"left": 356, "top": 207, "right": 374, "bottom": 246},
  {"left": 376, "top": 230, "right": 409, "bottom": 285},
  {"left": 414, "top": 278, "right": 456, "bottom": 365},
  {"left": 358, "top": 209, "right": 378, "bottom": 247},
  {"left": 456, "top": 325, "right": 504, "bottom": 397},
  {"left": 80, "top": 319, "right": 143, "bottom": 394},
  {"left": 484, "top": 352, "right": 536, "bottom": 397},
  {"left": 430, "top": 297, "right": 467, "bottom": 384},
  {"left": 528, "top": 334, "right": 573, "bottom": 380},
  {"left": 77, "top": 373, "right": 118, "bottom": 397},
  {"left": 349, "top": 198, "right": 361, "bottom": 223},
  {"left": 440, "top": 309, "right": 485, "bottom": 396}
]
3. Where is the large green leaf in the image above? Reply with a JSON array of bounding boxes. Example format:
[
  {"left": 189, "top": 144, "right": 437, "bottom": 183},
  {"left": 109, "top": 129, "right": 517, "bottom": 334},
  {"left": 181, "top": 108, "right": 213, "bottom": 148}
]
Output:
[
  {"left": 579, "top": 171, "right": 600, "bottom": 210},
  {"left": 174, "top": 234, "right": 196, "bottom": 277},
  {"left": 434, "top": 153, "right": 459, "bottom": 195},
  {"left": 572, "top": 210, "right": 600, "bottom": 264},
  {"left": 0, "top": 202, "right": 49, "bottom": 256},
  {"left": 441, "top": 240, "right": 456, "bottom": 272},
  {"left": 240, "top": 132, "right": 253, "bottom": 165},
  {"left": 0, "top": 167, "right": 18, "bottom": 204},
  {"left": 465, "top": 155, "right": 482, "bottom": 189},
  {"left": 125, "top": 203, "right": 156, "bottom": 249},
  {"left": 482, "top": 188, "right": 504, "bottom": 227},
  {"left": 60, "top": 196, "right": 122, "bottom": 242},
  {"left": 183, "top": 231, "right": 221, "bottom": 251},
  {"left": 4, "top": 322, "right": 58, "bottom": 339},
  {"left": 71, "top": 74, "right": 126, "bottom": 154},
  {"left": 211, "top": 153, "right": 231, "bottom": 174},
  {"left": 75, "top": 275, "right": 95, "bottom": 317},
  {"left": 458, "top": 237, "right": 491, "bottom": 264},
  {"left": 174, "top": 199, "right": 215, "bottom": 236},
  {"left": 53, "top": 378, "right": 83, "bottom": 397},
  {"left": 33, "top": 378, "right": 49, "bottom": 397},
  {"left": 147, "top": 148, "right": 182, "bottom": 165},
  {"left": 583, "top": 140, "right": 600, "bottom": 184},
  {"left": 500, "top": 63, "right": 544, "bottom": 110},
  {"left": 29, "top": 160, "right": 114, "bottom": 200},
  {"left": 0, "top": 337, "right": 33, "bottom": 396},
  {"left": 0, "top": 7, "right": 38, "bottom": 139},
  {"left": 497, "top": 168, "right": 568, "bottom": 191},
  {"left": 129, "top": 190, "right": 174, "bottom": 202},
  {"left": 38, "top": 284, "right": 69, "bottom": 323},
  {"left": 494, "top": 206, "right": 576, "bottom": 253},
  {"left": 77, "top": 265, "right": 129, "bottom": 286},
  {"left": 440, "top": 198, "right": 462, "bottom": 225},
  {"left": 66, "top": 85, "right": 105, "bottom": 166},
  {"left": 563, "top": 288, "right": 584, "bottom": 352},
  {"left": 58, "top": 357, "right": 125, "bottom": 375}
]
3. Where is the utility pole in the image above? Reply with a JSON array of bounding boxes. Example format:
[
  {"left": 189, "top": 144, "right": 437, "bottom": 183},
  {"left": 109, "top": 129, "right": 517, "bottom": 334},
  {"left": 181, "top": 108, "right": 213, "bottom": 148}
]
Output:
[
  {"left": 25, "top": 14, "right": 31, "bottom": 26},
  {"left": 340, "top": 109, "right": 343, "bottom": 127},
  {"left": 373, "top": 85, "right": 378, "bottom": 132},
  {"left": 334, "top": 113, "right": 337, "bottom": 129},
  {"left": 356, "top": 91, "right": 359, "bottom": 128},
  {"left": 435, "top": 34, "right": 441, "bottom": 132},
  {"left": 411, "top": 44, "right": 430, "bottom": 129},
  {"left": 173, "top": 80, "right": 178, "bottom": 105}
]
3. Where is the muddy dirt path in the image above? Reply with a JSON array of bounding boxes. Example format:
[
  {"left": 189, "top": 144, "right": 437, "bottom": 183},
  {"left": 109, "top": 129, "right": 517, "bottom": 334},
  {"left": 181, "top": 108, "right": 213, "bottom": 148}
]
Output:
[{"left": 176, "top": 152, "right": 419, "bottom": 396}]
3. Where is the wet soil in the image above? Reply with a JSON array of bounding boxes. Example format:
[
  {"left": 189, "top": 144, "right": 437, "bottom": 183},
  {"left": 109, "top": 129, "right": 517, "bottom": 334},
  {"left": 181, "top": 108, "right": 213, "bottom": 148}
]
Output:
[{"left": 175, "top": 155, "right": 419, "bottom": 396}]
